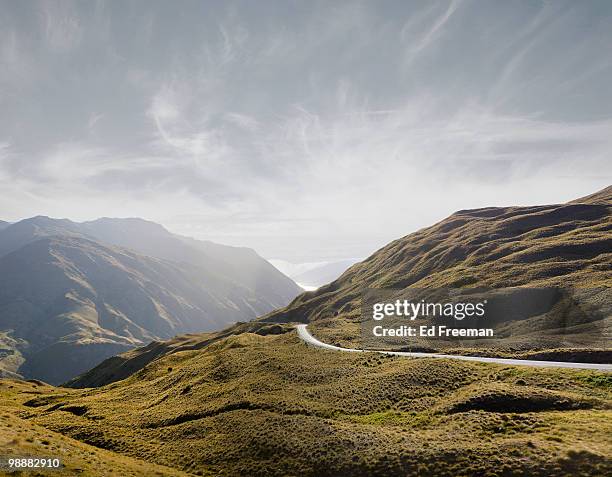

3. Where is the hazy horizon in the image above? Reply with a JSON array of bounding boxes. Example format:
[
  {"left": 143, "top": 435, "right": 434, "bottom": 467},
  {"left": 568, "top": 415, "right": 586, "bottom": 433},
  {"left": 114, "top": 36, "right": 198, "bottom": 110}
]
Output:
[{"left": 1, "top": 0, "right": 611, "bottom": 262}]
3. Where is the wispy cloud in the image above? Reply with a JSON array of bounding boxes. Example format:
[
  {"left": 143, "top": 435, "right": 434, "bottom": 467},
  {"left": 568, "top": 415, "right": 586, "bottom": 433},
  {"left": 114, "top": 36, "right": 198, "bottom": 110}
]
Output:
[
  {"left": 40, "top": 0, "right": 83, "bottom": 51},
  {"left": 0, "top": 0, "right": 611, "bottom": 260},
  {"left": 412, "top": 0, "right": 461, "bottom": 55}
]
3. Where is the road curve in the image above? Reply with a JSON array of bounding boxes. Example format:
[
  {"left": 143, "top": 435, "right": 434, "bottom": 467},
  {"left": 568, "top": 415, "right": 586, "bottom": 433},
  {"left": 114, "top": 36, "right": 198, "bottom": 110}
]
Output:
[{"left": 296, "top": 324, "right": 612, "bottom": 372}]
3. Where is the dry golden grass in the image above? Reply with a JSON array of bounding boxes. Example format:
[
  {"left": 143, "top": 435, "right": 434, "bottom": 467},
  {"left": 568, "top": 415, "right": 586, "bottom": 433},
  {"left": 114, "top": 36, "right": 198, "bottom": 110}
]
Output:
[
  {"left": 2, "top": 330, "right": 610, "bottom": 476},
  {"left": 0, "top": 380, "right": 190, "bottom": 476},
  {"left": 1, "top": 188, "right": 610, "bottom": 476},
  {"left": 263, "top": 194, "right": 611, "bottom": 355}
]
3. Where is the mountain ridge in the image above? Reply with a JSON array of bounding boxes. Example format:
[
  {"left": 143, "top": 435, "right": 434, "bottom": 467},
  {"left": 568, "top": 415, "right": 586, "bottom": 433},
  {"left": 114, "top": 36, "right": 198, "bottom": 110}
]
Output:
[
  {"left": 4, "top": 187, "right": 610, "bottom": 477},
  {"left": 66, "top": 186, "right": 611, "bottom": 389},
  {"left": 0, "top": 216, "right": 301, "bottom": 383},
  {"left": 260, "top": 188, "right": 611, "bottom": 331}
]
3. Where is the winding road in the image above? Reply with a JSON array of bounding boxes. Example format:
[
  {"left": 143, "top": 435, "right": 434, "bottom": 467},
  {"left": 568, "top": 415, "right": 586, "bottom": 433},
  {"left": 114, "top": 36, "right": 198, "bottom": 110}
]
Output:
[{"left": 296, "top": 324, "right": 612, "bottom": 372}]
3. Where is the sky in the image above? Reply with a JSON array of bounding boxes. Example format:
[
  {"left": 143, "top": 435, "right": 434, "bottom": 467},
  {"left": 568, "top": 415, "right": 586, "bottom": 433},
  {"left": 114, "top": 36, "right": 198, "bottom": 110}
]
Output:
[{"left": 1, "top": 0, "right": 611, "bottom": 263}]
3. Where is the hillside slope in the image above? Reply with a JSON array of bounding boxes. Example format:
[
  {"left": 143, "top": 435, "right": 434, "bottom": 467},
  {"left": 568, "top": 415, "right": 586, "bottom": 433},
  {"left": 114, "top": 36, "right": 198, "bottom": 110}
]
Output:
[
  {"left": 7, "top": 330, "right": 611, "bottom": 477},
  {"left": 261, "top": 187, "right": 611, "bottom": 351},
  {"left": 0, "top": 217, "right": 300, "bottom": 384},
  {"left": 67, "top": 187, "right": 612, "bottom": 389},
  {"left": 3, "top": 188, "right": 610, "bottom": 476},
  {"left": 569, "top": 185, "right": 612, "bottom": 205}
]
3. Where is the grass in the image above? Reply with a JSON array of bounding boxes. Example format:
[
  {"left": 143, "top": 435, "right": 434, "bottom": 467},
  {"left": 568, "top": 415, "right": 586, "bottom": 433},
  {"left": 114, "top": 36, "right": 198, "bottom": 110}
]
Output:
[
  {"left": 0, "top": 381, "right": 190, "bottom": 476},
  {"left": 1, "top": 189, "right": 610, "bottom": 475},
  {"left": 263, "top": 200, "right": 611, "bottom": 358},
  {"left": 1, "top": 330, "right": 610, "bottom": 476}
]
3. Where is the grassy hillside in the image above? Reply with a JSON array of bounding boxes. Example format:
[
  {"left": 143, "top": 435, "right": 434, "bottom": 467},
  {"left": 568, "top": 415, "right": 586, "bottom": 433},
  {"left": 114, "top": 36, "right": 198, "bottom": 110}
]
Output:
[
  {"left": 0, "top": 380, "right": 189, "bottom": 476},
  {"left": 569, "top": 185, "right": 612, "bottom": 205},
  {"left": 65, "top": 321, "right": 288, "bottom": 389},
  {"left": 67, "top": 186, "right": 612, "bottom": 388},
  {"left": 0, "top": 187, "right": 609, "bottom": 476},
  {"left": 262, "top": 187, "right": 611, "bottom": 352},
  {"left": 3, "top": 330, "right": 611, "bottom": 476}
]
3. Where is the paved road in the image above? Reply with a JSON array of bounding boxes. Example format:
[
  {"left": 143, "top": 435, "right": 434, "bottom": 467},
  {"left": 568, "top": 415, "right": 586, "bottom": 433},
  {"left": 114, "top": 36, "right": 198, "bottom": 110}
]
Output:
[{"left": 296, "top": 324, "right": 612, "bottom": 372}]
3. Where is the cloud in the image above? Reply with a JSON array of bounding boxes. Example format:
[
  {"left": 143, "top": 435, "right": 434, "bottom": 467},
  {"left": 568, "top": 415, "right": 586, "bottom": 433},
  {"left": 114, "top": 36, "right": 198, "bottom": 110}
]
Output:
[
  {"left": 40, "top": 0, "right": 83, "bottom": 52},
  {"left": 0, "top": 0, "right": 611, "bottom": 261},
  {"left": 218, "top": 23, "right": 249, "bottom": 65},
  {"left": 87, "top": 113, "right": 104, "bottom": 131},
  {"left": 411, "top": 0, "right": 462, "bottom": 56},
  {"left": 224, "top": 113, "right": 259, "bottom": 132}
]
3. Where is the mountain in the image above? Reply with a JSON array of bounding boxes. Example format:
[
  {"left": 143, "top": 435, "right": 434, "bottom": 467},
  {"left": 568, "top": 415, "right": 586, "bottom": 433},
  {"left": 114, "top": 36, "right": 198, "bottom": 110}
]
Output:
[
  {"left": 269, "top": 258, "right": 359, "bottom": 289},
  {"left": 291, "top": 259, "right": 359, "bottom": 289},
  {"left": 67, "top": 186, "right": 612, "bottom": 389},
  {"left": 0, "top": 217, "right": 301, "bottom": 384},
  {"left": 65, "top": 321, "right": 288, "bottom": 388},
  {"left": 2, "top": 188, "right": 610, "bottom": 476},
  {"left": 261, "top": 186, "right": 611, "bottom": 352},
  {"left": 0, "top": 220, "right": 10, "bottom": 230},
  {"left": 569, "top": 185, "right": 612, "bottom": 205},
  {"left": 0, "top": 215, "right": 84, "bottom": 257}
]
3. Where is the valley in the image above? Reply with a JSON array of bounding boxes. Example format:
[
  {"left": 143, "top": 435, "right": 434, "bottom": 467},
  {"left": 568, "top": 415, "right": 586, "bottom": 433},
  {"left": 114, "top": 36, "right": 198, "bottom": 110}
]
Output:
[
  {"left": 0, "top": 186, "right": 610, "bottom": 476},
  {"left": 0, "top": 217, "right": 301, "bottom": 384}
]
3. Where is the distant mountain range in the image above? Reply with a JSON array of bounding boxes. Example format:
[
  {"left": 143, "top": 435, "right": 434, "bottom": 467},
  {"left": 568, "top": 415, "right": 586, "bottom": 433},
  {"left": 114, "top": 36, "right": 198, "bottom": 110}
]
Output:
[
  {"left": 292, "top": 260, "right": 359, "bottom": 288},
  {"left": 67, "top": 186, "right": 611, "bottom": 390},
  {"left": 0, "top": 216, "right": 301, "bottom": 383},
  {"left": 269, "top": 258, "right": 359, "bottom": 289}
]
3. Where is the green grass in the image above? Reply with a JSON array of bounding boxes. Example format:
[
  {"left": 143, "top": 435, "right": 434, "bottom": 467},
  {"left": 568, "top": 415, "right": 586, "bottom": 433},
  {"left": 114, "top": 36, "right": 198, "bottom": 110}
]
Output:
[{"left": 579, "top": 373, "right": 612, "bottom": 390}]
